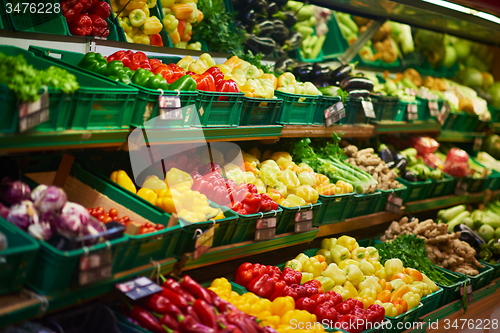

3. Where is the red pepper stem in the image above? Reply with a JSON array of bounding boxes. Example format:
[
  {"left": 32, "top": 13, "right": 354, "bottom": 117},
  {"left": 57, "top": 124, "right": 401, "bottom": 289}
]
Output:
[
  {"left": 162, "top": 325, "right": 173, "bottom": 333},
  {"left": 152, "top": 311, "right": 162, "bottom": 319},
  {"left": 160, "top": 274, "right": 167, "bottom": 283},
  {"left": 124, "top": 300, "right": 134, "bottom": 310}
]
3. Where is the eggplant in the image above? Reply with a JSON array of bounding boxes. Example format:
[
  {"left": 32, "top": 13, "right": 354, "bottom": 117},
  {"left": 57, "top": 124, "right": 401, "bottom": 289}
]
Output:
[
  {"left": 330, "top": 64, "right": 352, "bottom": 84},
  {"left": 455, "top": 224, "right": 485, "bottom": 248},
  {"left": 340, "top": 76, "right": 374, "bottom": 92},
  {"left": 274, "top": 0, "right": 287, "bottom": 7},
  {"left": 394, "top": 157, "right": 407, "bottom": 173},
  {"left": 271, "top": 20, "right": 289, "bottom": 44},
  {"left": 282, "top": 31, "right": 302, "bottom": 50},
  {"left": 253, "top": 0, "right": 267, "bottom": 12},
  {"left": 267, "top": 2, "right": 279, "bottom": 16},
  {"left": 312, "top": 63, "right": 331, "bottom": 81},
  {"left": 273, "top": 11, "right": 297, "bottom": 27},
  {"left": 245, "top": 35, "right": 277, "bottom": 55},
  {"left": 379, "top": 144, "right": 394, "bottom": 163},
  {"left": 252, "top": 20, "right": 274, "bottom": 37},
  {"left": 312, "top": 79, "right": 332, "bottom": 88},
  {"left": 348, "top": 89, "right": 371, "bottom": 99},
  {"left": 240, "top": 10, "right": 256, "bottom": 26},
  {"left": 274, "top": 58, "right": 296, "bottom": 74},
  {"left": 292, "top": 64, "right": 313, "bottom": 81},
  {"left": 403, "top": 170, "right": 418, "bottom": 182},
  {"left": 386, "top": 161, "right": 396, "bottom": 169}
]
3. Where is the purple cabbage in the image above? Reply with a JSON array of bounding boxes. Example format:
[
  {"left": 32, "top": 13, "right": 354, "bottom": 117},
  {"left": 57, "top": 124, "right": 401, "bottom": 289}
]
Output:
[
  {"left": 0, "top": 178, "right": 31, "bottom": 206},
  {"left": 31, "top": 184, "right": 48, "bottom": 203},
  {"left": 34, "top": 186, "right": 67, "bottom": 214},
  {"left": 0, "top": 203, "right": 9, "bottom": 219},
  {"left": 28, "top": 222, "right": 52, "bottom": 241},
  {"left": 56, "top": 202, "right": 90, "bottom": 237},
  {"left": 7, "top": 200, "right": 39, "bottom": 230}
]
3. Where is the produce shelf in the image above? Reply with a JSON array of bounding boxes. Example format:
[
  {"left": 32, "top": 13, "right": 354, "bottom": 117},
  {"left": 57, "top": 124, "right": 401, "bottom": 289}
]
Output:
[
  {"left": 281, "top": 124, "right": 374, "bottom": 138},
  {"left": 492, "top": 123, "right": 500, "bottom": 133},
  {"left": 375, "top": 121, "right": 441, "bottom": 134},
  {"left": 405, "top": 190, "right": 499, "bottom": 213},
  {"left": 437, "top": 131, "right": 486, "bottom": 142}
]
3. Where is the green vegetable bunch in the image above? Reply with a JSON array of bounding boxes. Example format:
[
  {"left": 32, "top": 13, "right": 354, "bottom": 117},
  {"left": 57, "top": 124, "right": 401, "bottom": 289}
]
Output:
[{"left": 0, "top": 52, "right": 79, "bottom": 102}]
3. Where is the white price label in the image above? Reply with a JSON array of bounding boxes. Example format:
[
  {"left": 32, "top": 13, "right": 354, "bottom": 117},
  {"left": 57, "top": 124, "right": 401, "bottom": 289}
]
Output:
[
  {"left": 438, "top": 101, "right": 451, "bottom": 125},
  {"left": 193, "top": 226, "right": 214, "bottom": 260},
  {"left": 361, "top": 100, "right": 376, "bottom": 118},
  {"left": 324, "top": 102, "right": 345, "bottom": 126},
  {"left": 294, "top": 210, "right": 313, "bottom": 233},
  {"left": 116, "top": 277, "right": 163, "bottom": 300},
  {"left": 79, "top": 248, "right": 112, "bottom": 286},
  {"left": 18, "top": 91, "right": 50, "bottom": 132},
  {"left": 473, "top": 137, "right": 483, "bottom": 151},
  {"left": 256, "top": 217, "right": 277, "bottom": 229},
  {"left": 429, "top": 100, "right": 440, "bottom": 117},
  {"left": 385, "top": 194, "right": 403, "bottom": 214},
  {"left": 158, "top": 95, "right": 182, "bottom": 120},
  {"left": 406, "top": 103, "right": 418, "bottom": 121}
]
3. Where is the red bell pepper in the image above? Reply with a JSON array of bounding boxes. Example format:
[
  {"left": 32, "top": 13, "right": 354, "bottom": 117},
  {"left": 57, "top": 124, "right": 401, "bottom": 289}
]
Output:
[
  {"left": 107, "top": 50, "right": 131, "bottom": 68},
  {"left": 260, "top": 193, "right": 278, "bottom": 212},
  {"left": 281, "top": 267, "right": 302, "bottom": 286},
  {"left": 296, "top": 297, "right": 317, "bottom": 313},
  {"left": 303, "top": 279, "right": 323, "bottom": 296},
  {"left": 150, "top": 34, "right": 164, "bottom": 47},
  {"left": 269, "top": 280, "right": 286, "bottom": 301},
  {"left": 335, "top": 301, "right": 353, "bottom": 315},
  {"left": 282, "top": 285, "right": 299, "bottom": 300},
  {"left": 68, "top": 14, "right": 92, "bottom": 36},
  {"left": 325, "top": 290, "right": 343, "bottom": 306},
  {"left": 315, "top": 302, "right": 338, "bottom": 323},
  {"left": 218, "top": 79, "right": 239, "bottom": 101},
  {"left": 199, "top": 162, "right": 222, "bottom": 175},
  {"left": 139, "top": 60, "right": 152, "bottom": 71},
  {"left": 267, "top": 265, "right": 282, "bottom": 279},
  {"left": 168, "top": 64, "right": 186, "bottom": 83},
  {"left": 192, "top": 73, "right": 216, "bottom": 91},
  {"left": 80, "top": 0, "right": 96, "bottom": 11},
  {"left": 310, "top": 292, "right": 328, "bottom": 305},
  {"left": 128, "top": 306, "right": 165, "bottom": 333},
  {"left": 230, "top": 184, "right": 261, "bottom": 215},
  {"left": 293, "top": 284, "right": 308, "bottom": 299},
  {"left": 338, "top": 312, "right": 365, "bottom": 333},
  {"left": 205, "top": 67, "right": 224, "bottom": 88},
  {"left": 235, "top": 263, "right": 255, "bottom": 287},
  {"left": 180, "top": 275, "right": 213, "bottom": 305},
  {"left": 87, "top": 0, "right": 111, "bottom": 19},
  {"left": 61, "top": 0, "right": 83, "bottom": 22},
  {"left": 149, "top": 58, "right": 163, "bottom": 70},
  {"left": 345, "top": 298, "right": 364, "bottom": 310},
  {"left": 89, "top": 14, "right": 109, "bottom": 37},
  {"left": 247, "top": 274, "right": 275, "bottom": 299},
  {"left": 367, "top": 304, "right": 385, "bottom": 322}
]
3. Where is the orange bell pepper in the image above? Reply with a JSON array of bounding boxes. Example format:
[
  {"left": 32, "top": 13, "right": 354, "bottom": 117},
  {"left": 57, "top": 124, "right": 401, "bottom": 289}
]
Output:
[
  {"left": 404, "top": 268, "right": 423, "bottom": 281},
  {"left": 392, "top": 273, "right": 413, "bottom": 284},
  {"left": 392, "top": 299, "right": 408, "bottom": 315},
  {"left": 244, "top": 162, "right": 259, "bottom": 175},
  {"left": 172, "top": 3, "right": 194, "bottom": 20},
  {"left": 390, "top": 285, "right": 409, "bottom": 302},
  {"left": 316, "top": 183, "right": 337, "bottom": 196},
  {"left": 224, "top": 56, "right": 243, "bottom": 70},
  {"left": 376, "top": 290, "right": 391, "bottom": 303}
]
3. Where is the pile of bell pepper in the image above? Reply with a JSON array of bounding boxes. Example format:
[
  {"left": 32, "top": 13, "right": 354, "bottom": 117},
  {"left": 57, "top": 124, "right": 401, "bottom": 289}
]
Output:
[
  {"left": 111, "top": 0, "right": 163, "bottom": 46},
  {"left": 159, "top": 0, "right": 203, "bottom": 50},
  {"left": 61, "top": 0, "right": 112, "bottom": 37},
  {"left": 283, "top": 236, "right": 438, "bottom": 317},
  {"left": 210, "top": 278, "right": 326, "bottom": 333},
  {"left": 122, "top": 275, "right": 280, "bottom": 333}
]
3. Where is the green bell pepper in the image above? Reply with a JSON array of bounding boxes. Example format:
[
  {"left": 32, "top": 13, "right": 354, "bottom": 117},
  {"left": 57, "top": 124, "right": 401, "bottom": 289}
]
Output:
[
  {"left": 106, "top": 60, "right": 125, "bottom": 77},
  {"left": 169, "top": 74, "right": 197, "bottom": 91},
  {"left": 146, "top": 74, "right": 170, "bottom": 90},
  {"left": 131, "top": 68, "right": 154, "bottom": 87},
  {"left": 78, "top": 52, "right": 107, "bottom": 76},
  {"left": 107, "top": 75, "right": 120, "bottom": 82}
]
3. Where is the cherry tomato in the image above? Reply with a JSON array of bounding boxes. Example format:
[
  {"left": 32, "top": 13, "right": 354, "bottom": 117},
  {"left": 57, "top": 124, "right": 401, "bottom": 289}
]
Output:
[
  {"left": 97, "top": 214, "right": 105, "bottom": 221},
  {"left": 155, "top": 224, "right": 164, "bottom": 229},
  {"left": 109, "top": 208, "right": 119, "bottom": 218},
  {"left": 122, "top": 216, "right": 130, "bottom": 222},
  {"left": 96, "top": 206, "right": 105, "bottom": 215},
  {"left": 102, "top": 216, "right": 113, "bottom": 223}
]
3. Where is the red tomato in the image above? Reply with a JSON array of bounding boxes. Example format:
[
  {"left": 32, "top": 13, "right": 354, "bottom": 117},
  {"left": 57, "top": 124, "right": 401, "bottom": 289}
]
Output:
[
  {"left": 97, "top": 214, "right": 105, "bottom": 221},
  {"left": 155, "top": 224, "right": 164, "bottom": 230},
  {"left": 102, "top": 216, "right": 113, "bottom": 223},
  {"left": 109, "top": 208, "right": 119, "bottom": 218},
  {"left": 122, "top": 216, "right": 130, "bottom": 222},
  {"left": 96, "top": 206, "right": 105, "bottom": 215}
]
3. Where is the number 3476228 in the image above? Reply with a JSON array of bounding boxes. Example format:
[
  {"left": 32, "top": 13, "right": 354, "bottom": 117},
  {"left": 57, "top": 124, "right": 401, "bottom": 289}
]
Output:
[{"left": 5, "top": 2, "right": 61, "bottom": 14}]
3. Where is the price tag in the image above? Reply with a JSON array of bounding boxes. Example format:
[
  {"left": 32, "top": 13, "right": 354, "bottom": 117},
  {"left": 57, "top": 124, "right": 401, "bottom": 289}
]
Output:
[
  {"left": 255, "top": 217, "right": 277, "bottom": 241},
  {"left": 116, "top": 277, "right": 163, "bottom": 300},
  {"left": 473, "top": 137, "right": 483, "bottom": 151},
  {"left": 193, "top": 226, "right": 215, "bottom": 260},
  {"left": 406, "top": 103, "right": 418, "bottom": 121},
  {"left": 429, "top": 100, "right": 440, "bottom": 117},
  {"left": 460, "top": 284, "right": 474, "bottom": 303},
  {"left": 18, "top": 91, "right": 50, "bottom": 132},
  {"left": 361, "top": 100, "right": 376, "bottom": 118},
  {"left": 385, "top": 194, "right": 403, "bottom": 214},
  {"left": 79, "top": 248, "right": 112, "bottom": 286},
  {"left": 294, "top": 210, "right": 313, "bottom": 233},
  {"left": 324, "top": 102, "right": 345, "bottom": 127},
  {"left": 158, "top": 95, "right": 182, "bottom": 120},
  {"left": 455, "top": 179, "right": 468, "bottom": 196},
  {"left": 438, "top": 101, "right": 451, "bottom": 125}
]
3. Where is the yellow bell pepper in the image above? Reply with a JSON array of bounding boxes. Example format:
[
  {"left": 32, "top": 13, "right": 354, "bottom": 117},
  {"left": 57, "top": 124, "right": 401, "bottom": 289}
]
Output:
[
  {"left": 332, "top": 285, "right": 351, "bottom": 301},
  {"left": 343, "top": 280, "right": 358, "bottom": 297},
  {"left": 285, "top": 259, "right": 302, "bottom": 272},
  {"left": 293, "top": 185, "right": 319, "bottom": 204},
  {"left": 281, "top": 310, "right": 316, "bottom": 327},
  {"left": 337, "top": 235, "right": 358, "bottom": 252},
  {"left": 166, "top": 168, "right": 193, "bottom": 188},
  {"left": 295, "top": 253, "right": 310, "bottom": 266},
  {"left": 278, "top": 169, "right": 300, "bottom": 190},
  {"left": 385, "top": 258, "right": 404, "bottom": 278},
  {"left": 371, "top": 260, "right": 382, "bottom": 272},
  {"left": 300, "top": 272, "right": 314, "bottom": 284},
  {"left": 262, "top": 315, "right": 281, "bottom": 329},
  {"left": 118, "top": 17, "right": 133, "bottom": 33},
  {"left": 358, "top": 295, "right": 375, "bottom": 309},
  {"left": 422, "top": 273, "right": 439, "bottom": 292},
  {"left": 390, "top": 279, "right": 406, "bottom": 291},
  {"left": 315, "top": 249, "right": 332, "bottom": 264},
  {"left": 199, "top": 53, "right": 216, "bottom": 68},
  {"left": 189, "top": 59, "right": 210, "bottom": 74},
  {"left": 338, "top": 259, "right": 360, "bottom": 269},
  {"left": 110, "top": 170, "right": 136, "bottom": 194},
  {"left": 267, "top": 189, "right": 284, "bottom": 203},
  {"left": 231, "top": 69, "right": 247, "bottom": 87},
  {"left": 271, "top": 296, "right": 295, "bottom": 317},
  {"left": 366, "top": 246, "right": 380, "bottom": 262},
  {"left": 359, "top": 288, "right": 377, "bottom": 300},
  {"left": 314, "top": 276, "right": 335, "bottom": 292},
  {"left": 402, "top": 291, "right": 420, "bottom": 310},
  {"left": 143, "top": 16, "right": 162, "bottom": 35},
  {"left": 331, "top": 244, "right": 351, "bottom": 264},
  {"left": 277, "top": 73, "right": 296, "bottom": 87},
  {"left": 169, "top": 29, "right": 181, "bottom": 44},
  {"left": 120, "top": 0, "right": 146, "bottom": 10},
  {"left": 359, "top": 259, "right": 375, "bottom": 276},
  {"left": 133, "top": 32, "right": 150, "bottom": 45},
  {"left": 316, "top": 184, "right": 338, "bottom": 196},
  {"left": 137, "top": 188, "right": 158, "bottom": 205},
  {"left": 344, "top": 264, "right": 364, "bottom": 287},
  {"left": 322, "top": 263, "right": 346, "bottom": 285},
  {"left": 142, "top": 175, "right": 167, "bottom": 190},
  {"left": 156, "top": 195, "right": 177, "bottom": 213},
  {"left": 224, "top": 56, "right": 243, "bottom": 70},
  {"left": 129, "top": 8, "right": 147, "bottom": 26},
  {"left": 320, "top": 238, "right": 337, "bottom": 250},
  {"left": 351, "top": 247, "right": 367, "bottom": 261},
  {"left": 177, "top": 55, "right": 195, "bottom": 70},
  {"left": 283, "top": 194, "right": 306, "bottom": 207},
  {"left": 358, "top": 276, "right": 381, "bottom": 293},
  {"left": 379, "top": 302, "right": 398, "bottom": 317},
  {"left": 302, "top": 257, "right": 323, "bottom": 277},
  {"left": 172, "top": 3, "right": 194, "bottom": 19},
  {"left": 210, "top": 277, "right": 231, "bottom": 290}
]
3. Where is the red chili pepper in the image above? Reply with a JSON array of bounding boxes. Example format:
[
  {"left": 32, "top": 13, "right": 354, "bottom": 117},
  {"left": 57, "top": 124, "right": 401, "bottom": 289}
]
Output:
[
  {"left": 128, "top": 306, "right": 165, "bottom": 333},
  {"left": 158, "top": 312, "right": 179, "bottom": 330},
  {"left": 87, "top": 0, "right": 111, "bottom": 19},
  {"left": 160, "top": 288, "right": 189, "bottom": 309},
  {"left": 192, "top": 73, "right": 216, "bottom": 91},
  {"left": 179, "top": 315, "right": 217, "bottom": 333},
  {"left": 182, "top": 304, "right": 202, "bottom": 323},
  {"left": 89, "top": 14, "right": 108, "bottom": 37},
  {"left": 269, "top": 280, "right": 286, "bottom": 301},
  {"left": 247, "top": 274, "right": 274, "bottom": 299},
  {"left": 281, "top": 267, "right": 302, "bottom": 286},
  {"left": 296, "top": 297, "right": 317, "bottom": 313},
  {"left": 143, "top": 294, "right": 181, "bottom": 315},
  {"left": 180, "top": 275, "right": 213, "bottom": 305},
  {"left": 150, "top": 34, "right": 164, "bottom": 47},
  {"left": 61, "top": 0, "right": 83, "bottom": 22},
  {"left": 192, "top": 299, "right": 217, "bottom": 329},
  {"left": 68, "top": 14, "right": 92, "bottom": 36},
  {"left": 204, "top": 67, "right": 224, "bottom": 88},
  {"left": 162, "top": 278, "right": 196, "bottom": 303},
  {"left": 314, "top": 302, "right": 338, "bottom": 322}
]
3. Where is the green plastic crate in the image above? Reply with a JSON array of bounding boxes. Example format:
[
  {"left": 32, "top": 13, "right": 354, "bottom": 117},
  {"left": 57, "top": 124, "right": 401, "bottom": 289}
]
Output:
[
  {"left": 240, "top": 97, "right": 282, "bottom": 126},
  {"left": 1, "top": 0, "right": 69, "bottom": 35},
  {"left": 344, "top": 191, "right": 381, "bottom": 219},
  {"left": 0, "top": 218, "right": 39, "bottom": 295},
  {"left": 174, "top": 208, "right": 239, "bottom": 256},
  {"left": 385, "top": 303, "right": 423, "bottom": 333},
  {"left": 416, "top": 97, "right": 444, "bottom": 120},
  {"left": 339, "top": 97, "right": 371, "bottom": 125},
  {"left": 313, "top": 192, "right": 353, "bottom": 226},
  {"left": 230, "top": 208, "right": 283, "bottom": 243},
  {"left": 322, "top": 13, "right": 349, "bottom": 60},
  {"left": 20, "top": 45, "right": 139, "bottom": 130},
  {"left": 313, "top": 95, "right": 341, "bottom": 125},
  {"left": 456, "top": 175, "right": 488, "bottom": 193},
  {"left": 451, "top": 112, "right": 479, "bottom": 132},
  {"left": 420, "top": 287, "right": 443, "bottom": 316},
  {"left": 444, "top": 264, "right": 494, "bottom": 292},
  {"left": 372, "top": 95, "right": 400, "bottom": 122},
  {"left": 481, "top": 260, "right": 500, "bottom": 280},
  {"left": 194, "top": 91, "right": 244, "bottom": 127},
  {"left": 489, "top": 104, "right": 500, "bottom": 123},
  {"left": 428, "top": 173, "right": 455, "bottom": 198},
  {"left": 397, "top": 178, "right": 432, "bottom": 202},
  {"left": 374, "top": 186, "right": 407, "bottom": 213},
  {"left": 276, "top": 202, "right": 321, "bottom": 234},
  {"left": 434, "top": 266, "right": 470, "bottom": 307},
  {"left": 275, "top": 90, "right": 319, "bottom": 125},
  {"left": 395, "top": 100, "right": 419, "bottom": 122}
]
